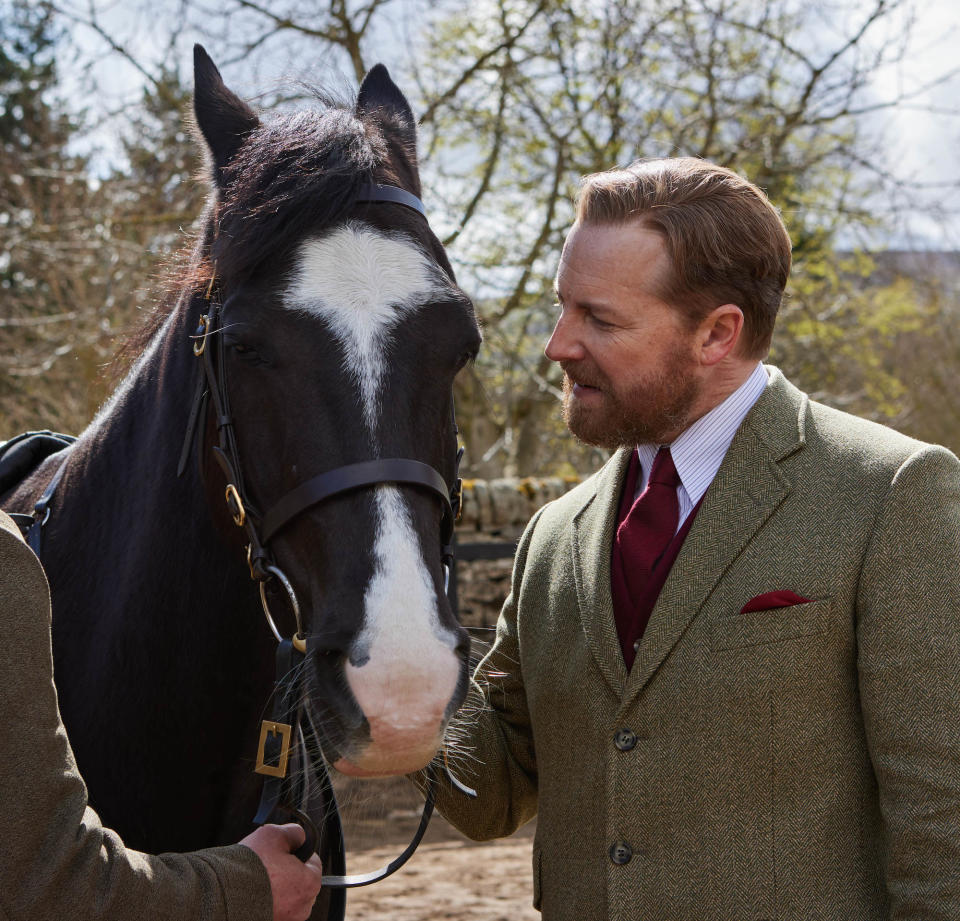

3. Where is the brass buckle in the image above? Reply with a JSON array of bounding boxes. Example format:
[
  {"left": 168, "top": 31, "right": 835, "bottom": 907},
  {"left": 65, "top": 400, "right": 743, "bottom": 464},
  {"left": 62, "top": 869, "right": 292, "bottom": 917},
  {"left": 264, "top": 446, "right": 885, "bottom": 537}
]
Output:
[
  {"left": 225, "top": 483, "right": 246, "bottom": 527},
  {"left": 193, "top": 314, "right": 210, "bottom": 356},
  {"left": 254, "top": 720, "right": 293, "bottom": 778}
]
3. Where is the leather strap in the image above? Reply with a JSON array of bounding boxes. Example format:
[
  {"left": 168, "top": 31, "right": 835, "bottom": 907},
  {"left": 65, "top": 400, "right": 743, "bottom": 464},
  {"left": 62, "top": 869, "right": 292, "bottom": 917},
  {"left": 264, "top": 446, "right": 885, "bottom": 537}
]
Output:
[
  {"left": 253, "top": 639, "right": 302, "bottom": 827},
  {"left": 8, "top": 512, "right": 34, "bottom": 536},
  {"left": 177, "top": 371, "right": 208, "bottom": 478},
  {"left": 260, "top": 458, "right": 454, "bottom": 544},
  {"left": 252, "top": 636, "right": 441, "bottom": 888},
  {"left": 321, "top": 767, "right": 438, "bottom": 888},
  {"left": 27, "top": 456, "right": 70, "bottom": 555},
  {"left": 355, "top": 183, "right": 426, "bottom": 217}
]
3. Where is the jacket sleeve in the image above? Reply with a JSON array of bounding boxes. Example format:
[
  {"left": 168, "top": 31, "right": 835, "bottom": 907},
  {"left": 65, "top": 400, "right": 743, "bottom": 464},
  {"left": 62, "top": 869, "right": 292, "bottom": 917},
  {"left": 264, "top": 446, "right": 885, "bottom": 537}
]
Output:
[
  {"left": 432, "top": 507, "right": 546, "bottom": 841},
  {"left": 0, "top": 514, "right": 273, "bottom": 921},
  {"left": 856, "top": 445, "right": 960, "bottom": 920}
]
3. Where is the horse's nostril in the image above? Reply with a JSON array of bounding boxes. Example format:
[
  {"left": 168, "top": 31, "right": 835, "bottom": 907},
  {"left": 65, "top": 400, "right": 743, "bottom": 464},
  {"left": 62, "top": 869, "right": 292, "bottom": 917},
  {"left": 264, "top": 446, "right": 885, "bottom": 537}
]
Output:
[{"left": 304, "top": 628, "right": 354, "bottom": 660}]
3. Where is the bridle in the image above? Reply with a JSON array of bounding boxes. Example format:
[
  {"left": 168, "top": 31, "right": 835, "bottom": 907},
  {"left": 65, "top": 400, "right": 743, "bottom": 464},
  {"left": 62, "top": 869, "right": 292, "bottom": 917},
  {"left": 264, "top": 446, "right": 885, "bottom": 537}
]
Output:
[
  {"left": 179, "top": 184, "right": 462, "bottom": 599},
  {"left": 178, "top": 182, "right": 475, "bottom": 889}
]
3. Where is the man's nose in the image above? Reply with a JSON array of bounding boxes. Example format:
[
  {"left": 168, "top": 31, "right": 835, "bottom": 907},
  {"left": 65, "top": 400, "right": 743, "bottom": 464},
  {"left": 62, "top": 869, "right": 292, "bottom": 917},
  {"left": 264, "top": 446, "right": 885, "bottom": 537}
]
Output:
[{"left": 544, "top": 312, "right": 583, "bottom": 363}]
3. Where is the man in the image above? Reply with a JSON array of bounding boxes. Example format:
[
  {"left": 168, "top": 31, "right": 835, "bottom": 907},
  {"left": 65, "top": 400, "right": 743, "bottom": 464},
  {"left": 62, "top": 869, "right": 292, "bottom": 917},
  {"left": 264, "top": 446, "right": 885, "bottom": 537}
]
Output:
[
  {"left": 0, "top": 507, "right": 322, "bottom": 921},
  {"left": 436, "top": 158, "right": 960, "bottom": 919}
]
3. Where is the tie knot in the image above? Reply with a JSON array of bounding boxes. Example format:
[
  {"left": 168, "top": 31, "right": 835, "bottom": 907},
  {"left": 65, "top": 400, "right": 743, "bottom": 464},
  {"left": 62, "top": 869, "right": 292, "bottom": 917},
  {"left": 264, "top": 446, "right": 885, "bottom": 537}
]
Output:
[{"left": 648, "top": 447, "right": 679, "bottom": 488}]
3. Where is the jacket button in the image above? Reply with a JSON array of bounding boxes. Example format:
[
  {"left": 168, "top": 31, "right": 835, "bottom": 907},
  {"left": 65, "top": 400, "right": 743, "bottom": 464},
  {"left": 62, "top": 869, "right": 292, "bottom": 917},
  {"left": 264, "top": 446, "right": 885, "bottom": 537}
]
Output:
[
  {"left": 609, "top": 841, "right": 633, "bottom": 865},
  {"left": 613, "top": 728, "right": 637, "bottom": 751}
]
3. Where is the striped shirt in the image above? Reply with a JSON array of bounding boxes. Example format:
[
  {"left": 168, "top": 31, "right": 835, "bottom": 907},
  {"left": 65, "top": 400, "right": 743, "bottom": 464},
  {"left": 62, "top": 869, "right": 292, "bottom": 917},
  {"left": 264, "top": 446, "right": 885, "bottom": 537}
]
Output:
[{"left": 635, "top": 362, "right": 768, "bottom": 529}]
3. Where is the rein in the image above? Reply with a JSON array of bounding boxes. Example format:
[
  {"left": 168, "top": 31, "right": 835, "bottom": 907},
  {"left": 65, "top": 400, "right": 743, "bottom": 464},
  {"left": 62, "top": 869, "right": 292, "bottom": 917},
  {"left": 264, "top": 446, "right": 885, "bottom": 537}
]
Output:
[{"left": 180, "top": 182, "right": 475, "bottom": 886}]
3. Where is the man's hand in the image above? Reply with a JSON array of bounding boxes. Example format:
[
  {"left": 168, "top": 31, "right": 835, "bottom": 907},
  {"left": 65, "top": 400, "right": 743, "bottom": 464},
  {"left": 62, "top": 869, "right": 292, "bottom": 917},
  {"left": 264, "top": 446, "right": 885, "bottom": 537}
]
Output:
[{"left": 240, "top": 823, "right": 323, "bottom": 921}]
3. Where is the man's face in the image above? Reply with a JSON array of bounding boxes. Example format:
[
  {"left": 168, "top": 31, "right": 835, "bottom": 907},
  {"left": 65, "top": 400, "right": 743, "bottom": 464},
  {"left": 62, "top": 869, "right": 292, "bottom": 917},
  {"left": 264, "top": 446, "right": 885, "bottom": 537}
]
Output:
[{"left": 546, "top": 220, "right": 702, "bottom": 448}]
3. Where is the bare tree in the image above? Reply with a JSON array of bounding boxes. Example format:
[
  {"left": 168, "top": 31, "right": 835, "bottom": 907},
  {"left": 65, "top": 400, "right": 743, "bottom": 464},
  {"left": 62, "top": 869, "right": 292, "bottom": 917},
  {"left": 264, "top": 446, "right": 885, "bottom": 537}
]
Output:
[{"left": 9, "top": 0, "right": 960, "bottom": 470}]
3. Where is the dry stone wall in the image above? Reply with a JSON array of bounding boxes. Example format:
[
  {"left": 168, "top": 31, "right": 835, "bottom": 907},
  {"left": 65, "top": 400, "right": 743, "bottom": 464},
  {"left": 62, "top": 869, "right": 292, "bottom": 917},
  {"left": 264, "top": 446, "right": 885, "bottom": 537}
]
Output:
[
  {"left": 457, "top": 476, "right": 581, "bottom": 532},
  {"left": 453, "top": 476, "right": 581, "bottom": 633}
]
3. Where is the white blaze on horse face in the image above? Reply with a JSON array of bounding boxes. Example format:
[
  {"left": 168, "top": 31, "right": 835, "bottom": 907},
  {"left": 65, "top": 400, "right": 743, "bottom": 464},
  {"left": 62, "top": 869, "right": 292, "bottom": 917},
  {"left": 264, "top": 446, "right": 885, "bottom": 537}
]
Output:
[
  {"left": 341, "top": 485, "right": 461, "bottom": 774},
  {"left": 284, "top": 220, "right": 453, "bottom": 428},
  {"left": 284, "top": 221, "right": 461, "bottom": 774}
]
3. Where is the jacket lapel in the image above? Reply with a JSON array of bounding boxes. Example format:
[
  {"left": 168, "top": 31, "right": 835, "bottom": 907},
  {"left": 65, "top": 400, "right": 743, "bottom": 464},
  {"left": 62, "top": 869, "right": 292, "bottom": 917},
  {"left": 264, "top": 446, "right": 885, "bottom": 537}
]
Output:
[
  {"left": 571, "top": 447, "right": 632, "bottom": 696},
  {"left": 620, "top": 368, "right": 808, "bottom": 708}
]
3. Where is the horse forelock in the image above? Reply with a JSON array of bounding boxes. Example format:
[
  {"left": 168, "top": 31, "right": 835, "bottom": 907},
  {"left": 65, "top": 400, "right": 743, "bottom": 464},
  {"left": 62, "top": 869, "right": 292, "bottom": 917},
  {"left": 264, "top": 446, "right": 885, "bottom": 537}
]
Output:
[
  {"left": 112, "top": 96, "right": 427, "bottom": 378},
  {"left": 214, "top": 108, "right": 376, "bottom": 278}
]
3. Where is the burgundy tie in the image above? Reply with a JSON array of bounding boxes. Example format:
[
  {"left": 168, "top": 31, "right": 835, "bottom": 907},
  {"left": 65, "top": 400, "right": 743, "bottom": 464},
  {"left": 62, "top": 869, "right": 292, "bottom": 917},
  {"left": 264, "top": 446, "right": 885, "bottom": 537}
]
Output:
[{"left": 615, "top": 447, "right": 681, "bottom": 606}]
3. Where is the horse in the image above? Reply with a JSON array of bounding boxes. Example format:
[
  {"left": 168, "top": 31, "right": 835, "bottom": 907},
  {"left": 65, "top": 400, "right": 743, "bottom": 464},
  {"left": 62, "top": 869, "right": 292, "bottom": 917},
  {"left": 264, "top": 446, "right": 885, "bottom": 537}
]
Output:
[{"left": 2, "top": 44, "right": 480, "bottom": 919}]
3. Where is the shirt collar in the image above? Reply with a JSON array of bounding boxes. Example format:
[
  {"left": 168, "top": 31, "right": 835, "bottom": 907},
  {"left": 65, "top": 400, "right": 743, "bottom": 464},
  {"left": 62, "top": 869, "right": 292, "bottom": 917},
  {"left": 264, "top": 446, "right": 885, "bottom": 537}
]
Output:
[{"left": 635, "top": 362, "right": 768, "bottom": 504}]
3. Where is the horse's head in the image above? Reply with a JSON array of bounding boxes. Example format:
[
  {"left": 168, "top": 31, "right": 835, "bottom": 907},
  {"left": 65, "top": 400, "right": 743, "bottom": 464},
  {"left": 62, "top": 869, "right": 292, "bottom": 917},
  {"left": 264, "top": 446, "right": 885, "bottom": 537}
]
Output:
[{"left": 189, "top": 47, "right": 481, "bottom": 777}]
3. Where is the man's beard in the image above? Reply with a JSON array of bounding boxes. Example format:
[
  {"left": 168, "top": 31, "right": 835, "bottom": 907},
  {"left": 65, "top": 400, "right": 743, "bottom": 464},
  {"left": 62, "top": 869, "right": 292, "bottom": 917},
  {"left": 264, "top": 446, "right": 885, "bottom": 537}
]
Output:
[{"left": 560, "top": 351, "right": 700, "bottom": 448}]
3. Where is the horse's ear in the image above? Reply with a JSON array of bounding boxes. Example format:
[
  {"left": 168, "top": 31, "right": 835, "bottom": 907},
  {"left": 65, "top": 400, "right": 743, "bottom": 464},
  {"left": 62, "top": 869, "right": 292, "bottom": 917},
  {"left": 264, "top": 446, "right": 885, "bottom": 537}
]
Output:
[
  {"left": 192, "top": 44, "right": 259, "bottom": 187},
  {"left": 356, "top": 64, "right": 416, "bottom": 151}
]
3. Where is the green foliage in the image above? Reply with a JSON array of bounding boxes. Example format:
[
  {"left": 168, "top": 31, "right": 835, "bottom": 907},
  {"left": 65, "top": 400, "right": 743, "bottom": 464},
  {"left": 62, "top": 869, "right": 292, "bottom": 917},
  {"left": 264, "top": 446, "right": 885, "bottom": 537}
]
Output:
[
  {"left": 775, "top": 257, "right": 960, "bottom": 453},
  {"left": 415, "top": 0, "right": 941, "bottom": 475}
]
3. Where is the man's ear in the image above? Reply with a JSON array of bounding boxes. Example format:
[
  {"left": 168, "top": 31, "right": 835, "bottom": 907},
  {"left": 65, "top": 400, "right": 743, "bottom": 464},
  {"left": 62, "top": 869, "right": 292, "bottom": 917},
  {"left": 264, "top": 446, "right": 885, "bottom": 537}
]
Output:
[
  {"left": 193, "top": 43, "right": 260, "bottom": 188},
  {"left": 697, "top": 304, "right": 744, "bottom": 366}
]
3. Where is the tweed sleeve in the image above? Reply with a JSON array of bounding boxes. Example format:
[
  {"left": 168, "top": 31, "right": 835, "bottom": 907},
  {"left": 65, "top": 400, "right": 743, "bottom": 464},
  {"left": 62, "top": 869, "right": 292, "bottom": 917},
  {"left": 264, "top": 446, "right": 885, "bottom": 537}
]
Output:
[
  {"left": 0, "top": 515, "right": 273, "bottom": 921},
  {"left": 432, "top": 506, "right": 546, "bottom": 841},
  {"left": 856, "top": 445, "right": 960, "bottom": 920}
]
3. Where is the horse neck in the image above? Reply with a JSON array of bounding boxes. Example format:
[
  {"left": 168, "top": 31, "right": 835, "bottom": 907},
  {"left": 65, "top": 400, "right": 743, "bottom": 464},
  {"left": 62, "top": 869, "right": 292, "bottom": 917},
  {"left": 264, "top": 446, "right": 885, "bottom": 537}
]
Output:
[
  {"left": 38, "top": 297, "right": 279, "bottom": 850},
  {"left": 46, "top": 299, "right": 262, "bottom": 660}
]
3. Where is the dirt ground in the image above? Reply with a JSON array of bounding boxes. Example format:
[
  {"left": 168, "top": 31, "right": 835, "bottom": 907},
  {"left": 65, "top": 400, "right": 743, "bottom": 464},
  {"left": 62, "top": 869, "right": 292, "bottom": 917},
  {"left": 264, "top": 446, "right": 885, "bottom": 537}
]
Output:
[
  {"left": 332, "top": 561, "right": 536, "bottom": 920},
  {"left": 344, "top": 821, "right": 538, "bottom": 920},
  {"left": 331, "top": 777, "right": 538, "bottom": 920}
]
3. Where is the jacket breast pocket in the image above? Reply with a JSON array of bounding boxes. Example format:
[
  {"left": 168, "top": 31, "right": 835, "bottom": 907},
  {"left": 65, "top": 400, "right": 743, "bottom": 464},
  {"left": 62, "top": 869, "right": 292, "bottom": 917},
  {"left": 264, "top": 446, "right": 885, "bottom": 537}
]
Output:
[{"left": 711, "top": 598, "right": 831, "bottom": 652}]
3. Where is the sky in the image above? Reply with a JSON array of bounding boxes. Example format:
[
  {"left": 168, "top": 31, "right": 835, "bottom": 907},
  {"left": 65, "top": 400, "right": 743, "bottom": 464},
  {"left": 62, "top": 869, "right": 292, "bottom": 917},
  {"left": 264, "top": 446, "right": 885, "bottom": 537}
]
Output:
[{"left": 863, "top": 0, "right": 960, "bottom": 246}]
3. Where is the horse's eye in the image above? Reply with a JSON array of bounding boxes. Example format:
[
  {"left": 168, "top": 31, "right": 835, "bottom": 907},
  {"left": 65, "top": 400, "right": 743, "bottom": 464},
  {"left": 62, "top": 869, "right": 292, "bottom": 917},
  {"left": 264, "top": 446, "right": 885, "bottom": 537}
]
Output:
[{"left": 228, "top": 341, "right": 265, "bottom": 365}]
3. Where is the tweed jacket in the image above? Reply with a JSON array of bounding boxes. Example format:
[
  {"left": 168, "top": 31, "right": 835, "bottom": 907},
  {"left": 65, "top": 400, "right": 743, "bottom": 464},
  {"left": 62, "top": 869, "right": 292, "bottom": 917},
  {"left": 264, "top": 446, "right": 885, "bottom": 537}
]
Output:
[
  {"left": 0, "top": 509, "right": 273, "bottom": 921},
  {"left": 437, "top": 367, "right": 960, "bottom": 921}
]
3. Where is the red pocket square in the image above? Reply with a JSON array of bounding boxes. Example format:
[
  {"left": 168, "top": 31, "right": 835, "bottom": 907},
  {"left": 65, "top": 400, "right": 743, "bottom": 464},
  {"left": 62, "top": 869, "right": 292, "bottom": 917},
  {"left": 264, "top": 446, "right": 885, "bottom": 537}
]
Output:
[{"left": 740, "top": 590, "right": 813, "bottom": 614}]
